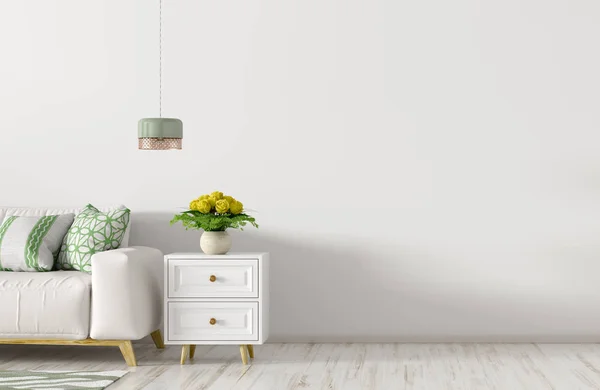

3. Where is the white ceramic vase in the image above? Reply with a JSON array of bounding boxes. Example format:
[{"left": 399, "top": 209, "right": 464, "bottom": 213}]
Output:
[{"left": 200, "top": 231, "right": 232, "bottom": 255}]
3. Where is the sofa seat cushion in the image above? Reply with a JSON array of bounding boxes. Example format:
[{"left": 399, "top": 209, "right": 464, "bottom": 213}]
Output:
[{"left": 0, "top": 271, "right": 91, "bottom": 340}]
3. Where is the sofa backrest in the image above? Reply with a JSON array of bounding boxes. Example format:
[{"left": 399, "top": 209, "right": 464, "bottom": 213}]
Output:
[{"left": 0, "top": 206, "right": 131, "bottom": 248}]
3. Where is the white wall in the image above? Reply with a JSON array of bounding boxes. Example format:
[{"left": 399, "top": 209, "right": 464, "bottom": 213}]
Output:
[{"left": 1, "top": 0, "right": 600, "bottom": 341}]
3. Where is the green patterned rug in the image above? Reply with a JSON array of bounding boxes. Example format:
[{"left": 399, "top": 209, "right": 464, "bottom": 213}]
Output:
[{"left": 0, "top": 370, "right": 127, "bottom": 389}]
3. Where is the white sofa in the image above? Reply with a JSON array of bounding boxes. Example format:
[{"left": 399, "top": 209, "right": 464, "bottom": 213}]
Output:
[{"left": 0, "top": 206, "right": 164, "bottom": 366}]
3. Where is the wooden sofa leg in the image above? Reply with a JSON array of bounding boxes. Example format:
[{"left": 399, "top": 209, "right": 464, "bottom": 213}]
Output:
[
  {"left": 119, "top": 341, "right": 137, "bottom": 367},
  {"left": 150, "top": 329, "right": 165, "bottom": 349}
]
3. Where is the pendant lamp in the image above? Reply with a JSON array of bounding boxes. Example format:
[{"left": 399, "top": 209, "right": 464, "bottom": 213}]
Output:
[{"left": 138, "top": 0, "right": 182, "bottom": 150}]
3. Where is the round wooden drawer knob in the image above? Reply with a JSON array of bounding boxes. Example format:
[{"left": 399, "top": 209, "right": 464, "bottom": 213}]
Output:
[
  {"left": 209, "top": 275, "right": 217, "bottom": 282},
  {"left": 209, "top": 318, "right": 217, "bottom": 325}
]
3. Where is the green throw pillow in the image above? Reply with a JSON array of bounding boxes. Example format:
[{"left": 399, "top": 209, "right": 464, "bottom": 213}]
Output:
[
  {"left": 0, "top": 214, "right": 74, "bottom": 272},
  {"left": 56, "top": 204, "right": 130, "bottom": 273}
]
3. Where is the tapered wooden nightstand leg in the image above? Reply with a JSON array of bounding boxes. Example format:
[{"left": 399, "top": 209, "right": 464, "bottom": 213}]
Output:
[
  {"left": 181, "top": 345, "right": 190, "bottom": 365},
  {"left": 239, "top": 345, "right": 249, "bottom": 365},
  {"left": 190, "top": 345, "right": 196, "bottom": 359},
  {"left": 247, "top": 345, "right": 254, "bottom": 359}
]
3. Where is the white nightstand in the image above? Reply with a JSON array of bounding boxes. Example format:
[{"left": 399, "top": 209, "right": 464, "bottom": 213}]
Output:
[{"left": 163, "top": 252, "right": 269, "bottom": 365}]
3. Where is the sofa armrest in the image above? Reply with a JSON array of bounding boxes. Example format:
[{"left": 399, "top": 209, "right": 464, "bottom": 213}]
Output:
[{"left": 90, "top": 246, "right": 163, "bottom": 340}]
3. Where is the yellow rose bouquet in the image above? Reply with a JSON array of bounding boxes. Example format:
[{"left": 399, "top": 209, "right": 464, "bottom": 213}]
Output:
[{"left": 170, "top": 191, "right": 258, "bottom": 232}]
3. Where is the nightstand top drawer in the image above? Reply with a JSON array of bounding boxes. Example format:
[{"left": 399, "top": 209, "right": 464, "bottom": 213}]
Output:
[{"left": 168, "top": 259, "right": 258, "bottom": 298}]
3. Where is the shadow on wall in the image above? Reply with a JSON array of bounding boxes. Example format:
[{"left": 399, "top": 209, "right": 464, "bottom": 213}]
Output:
[{"left": 130, "top": 212, "right": 600, "bottom": 342}]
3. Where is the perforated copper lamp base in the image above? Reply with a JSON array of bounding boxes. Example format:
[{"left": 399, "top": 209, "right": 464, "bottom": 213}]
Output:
[{"left": 138, "top": 138, "right": 182, "bottom": 150}]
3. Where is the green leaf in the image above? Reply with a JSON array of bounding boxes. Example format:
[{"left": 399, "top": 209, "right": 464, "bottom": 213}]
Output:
[{"left": 170, "top": 212, "right": 259, "bottom": 232}]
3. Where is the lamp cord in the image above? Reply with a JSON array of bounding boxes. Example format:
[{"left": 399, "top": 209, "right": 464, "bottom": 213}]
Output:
[{"left": 159, "top": 0, "right": 162, "bottom": 118}]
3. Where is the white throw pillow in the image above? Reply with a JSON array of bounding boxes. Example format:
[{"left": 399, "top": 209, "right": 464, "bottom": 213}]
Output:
[{"left": 0, "top": 214, "right": 74, "bottom": 271}]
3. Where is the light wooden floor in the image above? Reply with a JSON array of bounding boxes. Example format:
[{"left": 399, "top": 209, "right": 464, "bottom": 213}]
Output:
[{"left": 1, "top": 343, "right": 600, "bottom": 389}]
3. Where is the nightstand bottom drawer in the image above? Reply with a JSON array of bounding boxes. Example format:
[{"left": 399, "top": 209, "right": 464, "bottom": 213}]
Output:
[{"left": 167, "top": 302, "right": 259, "bottom": 342}]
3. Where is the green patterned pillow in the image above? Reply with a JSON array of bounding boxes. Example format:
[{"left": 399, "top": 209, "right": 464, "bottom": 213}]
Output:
[
  {"left": 56, "top": 204, "right": 130, "bottom": 273},
  {"left": 0, "top": 214, "right": 74, "bottom": 272}
]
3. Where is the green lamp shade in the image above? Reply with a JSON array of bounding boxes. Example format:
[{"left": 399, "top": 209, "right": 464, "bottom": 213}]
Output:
[{"left": 138, "top": 118, "right": 183, "bottom": 150}]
